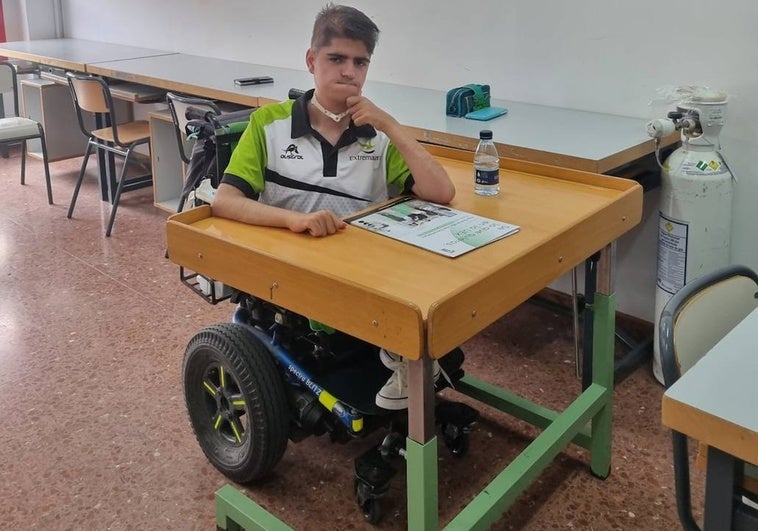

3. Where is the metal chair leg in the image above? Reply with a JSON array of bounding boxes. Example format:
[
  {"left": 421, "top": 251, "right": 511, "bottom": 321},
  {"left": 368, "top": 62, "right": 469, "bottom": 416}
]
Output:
[
  {"left": 38, "top": 125, "right": 53, "bottom": 205},
  {"left": 67, "top": 142, "right": 94, "bottom": 219},
  {"left": 105, "top": 146, "right": 133, "bottom": 237},
  {"left": 571, "top": 266, "right": 581, "bottom": 378},
  {"left": 21, "top": 141, "right": 27, "bottom": 185},
  {"left": 672, "top": 431, "right": 700, "bottom": 531}
]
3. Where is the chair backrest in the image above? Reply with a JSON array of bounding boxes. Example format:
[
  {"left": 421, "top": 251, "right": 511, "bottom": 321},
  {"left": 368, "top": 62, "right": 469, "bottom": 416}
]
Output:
[
  {"left": 659, "top": 264, "right": 758, "bottom": 387},
  {"left": 66, "top": 72, "right": 129, "bottom": 145},
  {"left": 0, "top": 62, "right": 20, "bottom": 117},
  {"left": 166, "top": 92, "right": 221, "bottom": 163}
]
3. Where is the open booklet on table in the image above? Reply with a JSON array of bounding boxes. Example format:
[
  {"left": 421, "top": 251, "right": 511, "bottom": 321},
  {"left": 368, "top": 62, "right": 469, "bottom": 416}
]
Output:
[{"left": 345, "top": 197, "right": 519, "bottom": 258}]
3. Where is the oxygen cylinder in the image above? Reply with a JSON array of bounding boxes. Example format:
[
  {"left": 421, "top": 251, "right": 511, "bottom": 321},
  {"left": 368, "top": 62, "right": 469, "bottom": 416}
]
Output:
[{"left": 651, "top": 93, "right": 733, "bottom": 384}]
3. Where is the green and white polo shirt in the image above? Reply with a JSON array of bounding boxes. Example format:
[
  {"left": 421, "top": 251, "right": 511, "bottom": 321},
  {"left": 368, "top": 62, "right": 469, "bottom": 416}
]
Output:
[{"left": 222, "top": 89, "right": 414, "bottom": 218}]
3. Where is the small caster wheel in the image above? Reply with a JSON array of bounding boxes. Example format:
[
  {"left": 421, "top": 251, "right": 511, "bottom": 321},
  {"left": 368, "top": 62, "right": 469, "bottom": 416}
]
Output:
[
  {"left": 354, "top": 478, "right": 383, "bottom": 524},
  {"left": 442, "top": 423, "right": 470, "bottom": 457},
  {"left": 361, "top": 497, "right": 382, "bottom": 524}
]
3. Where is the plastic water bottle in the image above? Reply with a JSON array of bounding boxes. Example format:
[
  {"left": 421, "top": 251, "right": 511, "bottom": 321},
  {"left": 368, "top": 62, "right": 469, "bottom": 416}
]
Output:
[{"left": 474, "top": 130, "right": 500, "bottom": 196}]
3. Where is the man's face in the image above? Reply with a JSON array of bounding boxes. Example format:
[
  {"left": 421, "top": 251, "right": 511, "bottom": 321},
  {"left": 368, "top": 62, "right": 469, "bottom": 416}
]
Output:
[{"left": 306, "top": 37, "right": 371, "bottom": 107}]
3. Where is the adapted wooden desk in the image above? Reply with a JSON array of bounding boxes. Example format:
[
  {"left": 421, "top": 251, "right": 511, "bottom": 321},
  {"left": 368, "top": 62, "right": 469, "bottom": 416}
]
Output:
[
  {"left": 662, "top": 307, "right": 758, "bottom": 531},
  {"left": 167, "top": 147, "right": 642, "bottom": 529}
]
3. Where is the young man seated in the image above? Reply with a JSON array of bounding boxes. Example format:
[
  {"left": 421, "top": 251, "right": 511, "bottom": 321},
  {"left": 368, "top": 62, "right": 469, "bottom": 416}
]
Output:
[{"left": 212, "top": 3, "right": 455, "bottom": 410}]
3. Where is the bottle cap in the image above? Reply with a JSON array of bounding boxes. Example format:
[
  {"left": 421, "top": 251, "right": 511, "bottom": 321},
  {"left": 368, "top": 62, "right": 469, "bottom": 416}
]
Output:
[{"left": 479, "top": 130, "right": 493, "bottom": 140}]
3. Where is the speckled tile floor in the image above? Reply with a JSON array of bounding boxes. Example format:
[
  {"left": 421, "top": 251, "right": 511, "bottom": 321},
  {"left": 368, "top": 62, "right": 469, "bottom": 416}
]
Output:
[{"left": 0, "top": 147, "right": 704, "bottom": 530}]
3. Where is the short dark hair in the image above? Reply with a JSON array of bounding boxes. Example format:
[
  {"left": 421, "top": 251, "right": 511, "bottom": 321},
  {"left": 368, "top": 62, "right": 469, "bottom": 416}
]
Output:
[{"left": 311, "top": 3, "right": 380, "bottom": 55}]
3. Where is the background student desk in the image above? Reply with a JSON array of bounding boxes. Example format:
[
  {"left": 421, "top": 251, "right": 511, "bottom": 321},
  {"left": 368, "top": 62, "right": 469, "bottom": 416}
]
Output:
[
  {"left": 0, "top": 39, "right": 179, "bottom": 203},
  {"left": 0, "top": 38, "right": 673, "bottom": 200},
  {"left": 661, "top": 307, "right": 758, "bottom": 530},
  {"left": 85, "top": 51, "right": 670, "bottom": 174},
  {"left": 0, "top": 38, "right": 675, "bottom": 176},
  {"left": 85, "top": 52, "right": 288, "bottom": 108},
  {"left": 0, "top": 38, "right": 175, "bottom": 73},
  {"left": 167, "top": 146, "right": 643, "bottom": 529}
]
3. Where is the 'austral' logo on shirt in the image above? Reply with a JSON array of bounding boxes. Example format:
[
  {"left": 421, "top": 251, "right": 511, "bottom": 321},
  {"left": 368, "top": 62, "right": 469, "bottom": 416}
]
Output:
[
  {"left": 350, "top": 139, "right": 381, "bottom": 161},
  {"left": 281, "top": 144, "right": 304, "bottom": 159}
]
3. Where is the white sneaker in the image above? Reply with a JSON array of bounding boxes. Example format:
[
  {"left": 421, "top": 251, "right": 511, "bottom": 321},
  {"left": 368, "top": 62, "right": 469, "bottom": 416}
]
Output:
[{"left": 375, "top": 349, "right": 441, "bottom": 410}]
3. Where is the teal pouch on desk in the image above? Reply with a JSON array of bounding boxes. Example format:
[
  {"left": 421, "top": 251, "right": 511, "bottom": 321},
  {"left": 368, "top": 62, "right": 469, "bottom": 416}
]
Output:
[
  {"left": 465, "top": 106, "right": 508, "bottom": 121},
  {"left": 446, "top": 84, "right": 490, "bottom": 117}
]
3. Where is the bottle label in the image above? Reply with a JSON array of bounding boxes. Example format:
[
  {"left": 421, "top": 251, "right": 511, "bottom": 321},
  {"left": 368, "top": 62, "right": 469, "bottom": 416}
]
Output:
[{"left": 475, "top": 169, "right": 499, "bottom": 186}]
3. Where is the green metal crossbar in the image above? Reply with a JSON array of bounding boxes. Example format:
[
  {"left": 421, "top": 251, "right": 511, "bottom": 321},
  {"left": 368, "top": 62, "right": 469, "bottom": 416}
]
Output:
[
  {"left": 443, "top": 384, "right": 608, "bottom": 530},
  {"left": 215, "top": 484, "right": 293, "bottom": 531},
  {"left": 454, "top": 376, "right": 594, "bottom": 449}
]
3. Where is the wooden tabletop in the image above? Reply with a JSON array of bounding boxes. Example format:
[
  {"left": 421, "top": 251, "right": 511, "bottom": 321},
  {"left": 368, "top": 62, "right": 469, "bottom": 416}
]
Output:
[
  {"left": 86, "top": 53, "right": 302, "bottom": 108},
  {"left": 662, "top": 307, "right": 758, "bottom": 466},
  {"left": 167, "top": 147, "right": 642, "bottom": 359},
  {"left": 0, "top": 38, "right": 173, "bottom": 72}
]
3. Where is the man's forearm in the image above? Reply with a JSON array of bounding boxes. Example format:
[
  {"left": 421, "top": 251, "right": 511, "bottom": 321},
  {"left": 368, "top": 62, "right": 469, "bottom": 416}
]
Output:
[
  {"left": 212, "top": 184, "right": 296, "bottom": 229},
  {"left": 383, "top": 122, "right": 456, "bottom": 204}
]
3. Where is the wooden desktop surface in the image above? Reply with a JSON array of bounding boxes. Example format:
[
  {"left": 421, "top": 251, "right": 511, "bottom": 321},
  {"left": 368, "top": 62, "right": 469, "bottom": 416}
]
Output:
[
  {"left": 85, "top": 53, "right": 296, "bottom": 108},
  {"left": 0, "top": 38, "right": 174, "bottom": 72},
  {"left": 167, "top": 147, "right": 642, "bottom": 360},
  {"left": 662, "top": 307, "right": 758, "bottom": 466}
]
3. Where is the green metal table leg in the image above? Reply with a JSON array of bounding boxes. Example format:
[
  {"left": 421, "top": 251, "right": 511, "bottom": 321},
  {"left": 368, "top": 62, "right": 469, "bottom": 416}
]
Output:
[
  {"left": 589, "top": 292, "right": 615, "bottom": 478},
  {"left": 406, "top": 437, "right": 439, "bottom": 531}
]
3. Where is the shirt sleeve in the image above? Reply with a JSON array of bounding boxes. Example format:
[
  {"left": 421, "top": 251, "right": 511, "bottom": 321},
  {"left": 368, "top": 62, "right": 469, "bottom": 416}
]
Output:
[
  {"left": 385, "top": 141, "right": 413, "bottom": 192},
  {"left": 221, "top": 111, "right": 268, "bottom": 196}
]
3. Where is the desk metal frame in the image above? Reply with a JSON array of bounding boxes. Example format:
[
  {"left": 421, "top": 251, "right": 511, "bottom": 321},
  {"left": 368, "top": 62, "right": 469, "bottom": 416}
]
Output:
[{"left": 167, "top": 148, "right": 642, "bottom": 529}]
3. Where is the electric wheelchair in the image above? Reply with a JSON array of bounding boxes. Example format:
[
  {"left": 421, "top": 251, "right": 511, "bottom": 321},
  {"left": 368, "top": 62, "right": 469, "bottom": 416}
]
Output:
[{"left": 181, "top": 288, "right": 478, "bottom": 524}]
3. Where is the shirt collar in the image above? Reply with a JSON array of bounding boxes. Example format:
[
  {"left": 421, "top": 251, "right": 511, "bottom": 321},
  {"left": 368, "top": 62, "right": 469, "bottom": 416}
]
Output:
[{"left": 291, "top": 88, "right": 376, "bottom": 141}]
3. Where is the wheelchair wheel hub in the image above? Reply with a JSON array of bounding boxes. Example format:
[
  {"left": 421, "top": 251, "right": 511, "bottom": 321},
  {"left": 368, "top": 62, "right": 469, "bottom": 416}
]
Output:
[{"left": 202, "top": 363, "right": 248, "bottom": 444}]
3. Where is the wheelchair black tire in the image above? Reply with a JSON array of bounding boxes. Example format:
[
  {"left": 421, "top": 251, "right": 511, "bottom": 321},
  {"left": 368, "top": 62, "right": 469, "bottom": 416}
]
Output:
[{"left": 183, "top": 322, "right": 289, "bottom": 483}]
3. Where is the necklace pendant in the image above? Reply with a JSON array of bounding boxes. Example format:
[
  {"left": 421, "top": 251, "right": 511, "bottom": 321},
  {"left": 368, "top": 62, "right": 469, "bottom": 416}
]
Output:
[
  {"left": 312, "top": 96, "right": 349, "bottom": 122},
  {"left": 328, "top": 112, "right": 348, "bottom": 123}
]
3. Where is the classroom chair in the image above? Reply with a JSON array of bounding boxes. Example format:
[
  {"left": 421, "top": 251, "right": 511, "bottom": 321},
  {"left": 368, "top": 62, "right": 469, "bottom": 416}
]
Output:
[
  {"left": 0, "top": 61, "right": 53, "bottom": 204},
  {"left": 66, "top": 73, "right": 152, "bottom": 237},
  {"left": 658, "top": 264, "right": 758, "bottom": 531}
]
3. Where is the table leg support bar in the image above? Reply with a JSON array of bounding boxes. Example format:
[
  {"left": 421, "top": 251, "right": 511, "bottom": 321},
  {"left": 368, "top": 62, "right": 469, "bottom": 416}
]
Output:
[
  {"left": 215, "top": 484, "right": 294, "bottom": 531},
  {"left": 455, "top": 376, "right": 593, "bottom": 450},
  {"left": 442, "top": 289, "right": 615, "bottom": 529},
  {"left": 444, "top": 383, "right": 609, "bottom": 530}
]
